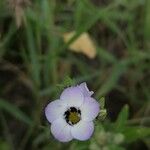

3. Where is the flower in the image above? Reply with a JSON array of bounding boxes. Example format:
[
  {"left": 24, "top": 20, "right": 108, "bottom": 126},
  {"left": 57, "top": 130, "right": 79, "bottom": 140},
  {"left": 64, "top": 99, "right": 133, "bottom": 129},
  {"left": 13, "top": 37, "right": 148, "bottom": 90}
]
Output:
[{"left": 45, "top": 82, "right": 100, "bottom": 142}]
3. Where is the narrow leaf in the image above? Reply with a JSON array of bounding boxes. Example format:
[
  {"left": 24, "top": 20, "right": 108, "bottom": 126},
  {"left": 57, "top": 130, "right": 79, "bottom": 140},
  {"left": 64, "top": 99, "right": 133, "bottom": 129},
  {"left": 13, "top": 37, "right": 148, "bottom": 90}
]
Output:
[
  {"left": 0, "top": 99, "right": 32, "bottom": 126},
  {"left": 123, "top": 126, "right": 150, "bottom": 143},
  {"left": 115, "top": 105, "right": 129, "bottom": 132}
]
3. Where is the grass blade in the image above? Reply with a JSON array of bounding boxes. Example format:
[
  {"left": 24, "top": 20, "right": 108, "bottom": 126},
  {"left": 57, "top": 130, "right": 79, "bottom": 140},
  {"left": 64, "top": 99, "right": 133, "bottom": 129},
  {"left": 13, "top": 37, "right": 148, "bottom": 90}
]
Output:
[{"left": 0, "top": 99, "right": 32, "bottom": 126}]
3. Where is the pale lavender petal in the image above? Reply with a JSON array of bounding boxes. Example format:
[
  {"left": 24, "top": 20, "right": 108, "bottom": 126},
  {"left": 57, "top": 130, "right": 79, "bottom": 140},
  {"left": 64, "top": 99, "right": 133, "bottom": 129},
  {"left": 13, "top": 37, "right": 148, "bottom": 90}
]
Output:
[
  {"left": 45, "top": 100, "right": 67, "bottom": 123},
  {"left": 78, "top": 82, "right": 94, "bottom": 97},
  {"left": 51, "top": 118, "right": 73, "bottom": 142},
  {"left": 60, "top": 86, "right": 84, "bottom": 107},
  {"left": 71, "top": 121, "right": 94, "bottom": 141},
  {"left": 80, "top": 97, "right": 100, "bottom": 121}
]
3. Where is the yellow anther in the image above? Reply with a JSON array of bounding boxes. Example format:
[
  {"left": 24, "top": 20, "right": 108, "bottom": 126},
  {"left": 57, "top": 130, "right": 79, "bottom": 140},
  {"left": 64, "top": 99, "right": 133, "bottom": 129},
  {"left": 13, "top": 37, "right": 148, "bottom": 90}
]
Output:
[{"left": 69, "top": 112, "right": 80, "bottom": 124}]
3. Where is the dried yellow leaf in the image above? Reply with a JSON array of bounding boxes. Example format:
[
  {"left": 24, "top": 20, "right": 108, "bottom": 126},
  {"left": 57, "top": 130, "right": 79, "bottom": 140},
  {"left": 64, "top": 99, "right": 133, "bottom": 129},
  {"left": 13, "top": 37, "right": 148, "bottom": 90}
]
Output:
[{"left": 63, "top": 31, "right": 96, "bottom": 59}]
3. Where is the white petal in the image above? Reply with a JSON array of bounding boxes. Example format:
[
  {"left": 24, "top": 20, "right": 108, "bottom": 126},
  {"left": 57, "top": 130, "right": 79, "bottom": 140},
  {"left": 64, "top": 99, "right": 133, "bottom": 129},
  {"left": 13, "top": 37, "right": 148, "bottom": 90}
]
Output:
[
  {"left": 71, "top": 121, "right": 94, "bottom": 141},
  {"left": 78, "top": 82, "right": 94, "bottom": 97},
  {"left": 60, "top": 86, "right": 84, "bottom": 107},
  {"left": 81, "top": 97, "right": 99, "bottom": 121},
  {"left": 51, "top": 118, "right": 73, "bottom": 142},
  {"left": 45, "top": 100, "right": 67, "bottom": 123}
]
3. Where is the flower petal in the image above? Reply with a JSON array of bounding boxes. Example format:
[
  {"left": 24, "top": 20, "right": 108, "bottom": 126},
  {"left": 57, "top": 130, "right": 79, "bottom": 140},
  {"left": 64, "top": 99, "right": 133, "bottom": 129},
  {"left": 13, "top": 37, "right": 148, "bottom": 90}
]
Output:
[
  {"left": 81, "top": 97, "right": 100, "bottom": 121},
  {"left": 51, "top": 118, "right": 73, "bottom": 142},
  {"left": 60, "top": 87, "right": 84, "bottom": 107},
  {"left": 45, "top": 100, "right": 67, "bottom": 123},
  {"left": 71, "top": 121, "right": 94, "bottom": 141},
  {"left": 78, "top": 82, "right": 94, "bottom": 97}
]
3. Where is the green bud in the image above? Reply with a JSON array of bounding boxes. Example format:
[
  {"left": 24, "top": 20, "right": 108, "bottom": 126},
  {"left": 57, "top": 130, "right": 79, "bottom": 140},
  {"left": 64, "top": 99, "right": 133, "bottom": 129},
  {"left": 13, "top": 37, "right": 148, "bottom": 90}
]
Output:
[{"left": 98, "top": 109, "right": 107, "bottom": 121}]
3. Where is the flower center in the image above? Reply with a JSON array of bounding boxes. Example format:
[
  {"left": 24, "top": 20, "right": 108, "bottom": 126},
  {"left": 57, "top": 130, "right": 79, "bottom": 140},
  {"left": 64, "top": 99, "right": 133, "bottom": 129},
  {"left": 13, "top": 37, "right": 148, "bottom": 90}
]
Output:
[{"left": 64, "top": 107, "right": 81, "bottom": 125}]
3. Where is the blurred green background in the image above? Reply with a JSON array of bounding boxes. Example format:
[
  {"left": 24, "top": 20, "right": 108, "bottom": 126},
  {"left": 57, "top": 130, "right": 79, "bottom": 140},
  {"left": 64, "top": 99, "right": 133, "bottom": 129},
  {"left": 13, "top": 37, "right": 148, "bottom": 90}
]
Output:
[{"left": 0, "top": 0, "right": 150, "bottom": 150}]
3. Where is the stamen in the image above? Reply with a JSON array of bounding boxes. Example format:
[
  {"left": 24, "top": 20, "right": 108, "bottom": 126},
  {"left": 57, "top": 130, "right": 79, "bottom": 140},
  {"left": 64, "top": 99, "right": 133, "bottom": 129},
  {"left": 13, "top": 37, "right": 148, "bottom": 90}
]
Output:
[{"left": 64, "top": 107, "right": 81, "bottom": 125}]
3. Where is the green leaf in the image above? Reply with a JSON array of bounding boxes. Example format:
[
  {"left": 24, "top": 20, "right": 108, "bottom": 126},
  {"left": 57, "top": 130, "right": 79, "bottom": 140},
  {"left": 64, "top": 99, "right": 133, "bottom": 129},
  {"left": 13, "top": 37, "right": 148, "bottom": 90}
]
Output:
[
  {"left": 74, "top": 0, "right": 99, "bottom": 32},
  {"left": 115, "top": 105, "right": 129, "bottom": 132},
  {"left": 57, "top": 76, "right": 75, "bottom": 89},
  {"left": 97, "top": 47, "right": 117, "bottom": 64},
  {"left": 0, "top": 140, "right": 11, "bottom": 150},
  {"left": 144, "top": 0, "right": 150, "bottom": 40},
  {"left": 123, "top": 126, "right": 150, "bottom": 143},
  {"left": 0, "top": 23, "right": 17, "bottom": 58},
  {"left": 63, "top": 76, "right": 76, "bottom": 87},
  {"left": 25, "top": 21, "right": 41, "bottom": 88},
  {"left": 96, "top": 60, "right": 129, "bottom": 97},
  {"left": 107, "top": 144, "right": 125, "bottom": 150},
  {"left": 0, "top": 99, "right": 32, "bottom": 126}
]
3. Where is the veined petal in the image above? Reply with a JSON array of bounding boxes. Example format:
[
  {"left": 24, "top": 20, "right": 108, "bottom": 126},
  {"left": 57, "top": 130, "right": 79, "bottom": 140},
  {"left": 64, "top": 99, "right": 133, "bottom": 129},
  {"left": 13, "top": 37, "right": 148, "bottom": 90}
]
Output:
[
  {"left": 81, "top": 97, "right": 99, "bottom": 121},
  {"left": 51, "top": 118, "right": 73, "bottom": 142},
  {"left": 78, "top": 82, "right": 94, "bottom": 97},
  {"left": 71, "top": 121, "right": 94, "bottom": 141},
  {"left": 45, "top": 100, "right": 67, "bottom": 123},
  {"left": 60, "top": 87, "right": 84, "bottom": 107}
]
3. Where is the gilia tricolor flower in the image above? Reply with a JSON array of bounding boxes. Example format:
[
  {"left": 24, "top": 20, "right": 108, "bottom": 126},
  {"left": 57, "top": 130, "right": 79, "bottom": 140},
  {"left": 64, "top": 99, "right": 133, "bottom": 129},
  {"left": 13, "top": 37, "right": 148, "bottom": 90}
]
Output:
[{"left": 45, "top": 82, "right": 100, "bottom": 142}]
